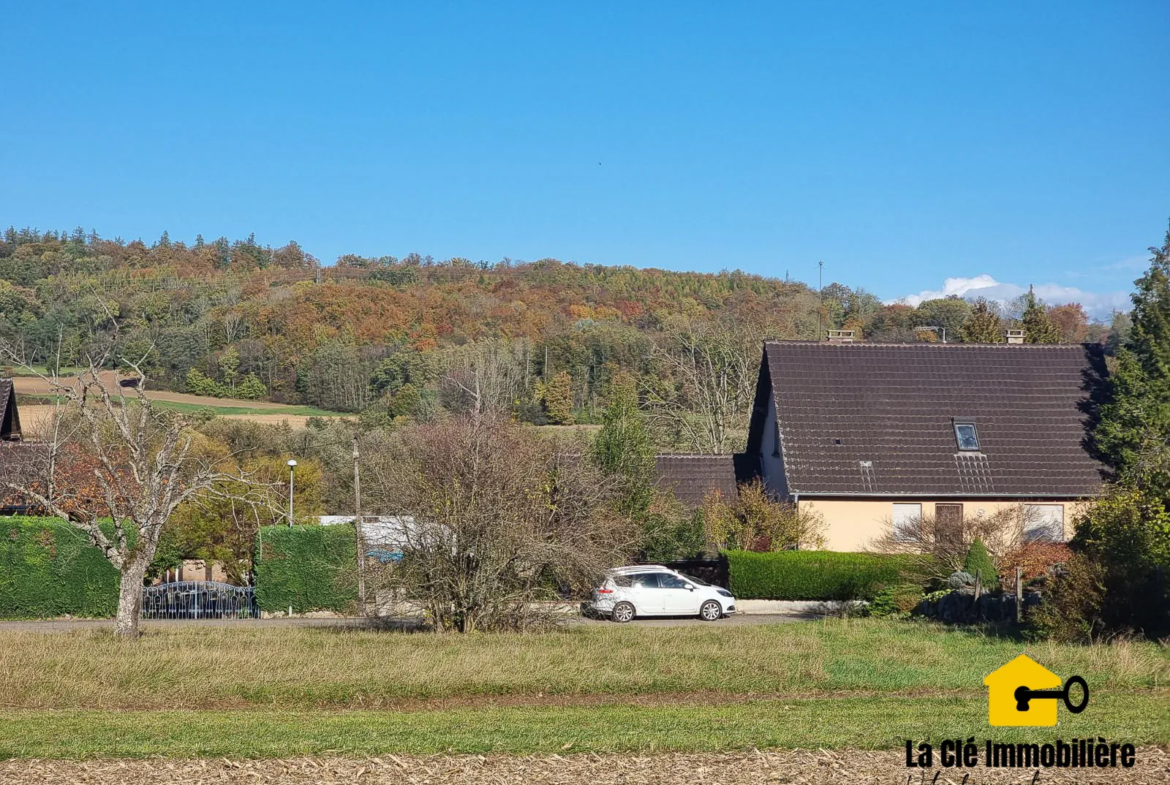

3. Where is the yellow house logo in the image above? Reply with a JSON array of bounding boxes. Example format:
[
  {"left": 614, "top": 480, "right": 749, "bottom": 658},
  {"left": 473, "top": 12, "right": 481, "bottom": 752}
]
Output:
[{"left": 984, "top": 655, "right": 1089, "bottom": 726}]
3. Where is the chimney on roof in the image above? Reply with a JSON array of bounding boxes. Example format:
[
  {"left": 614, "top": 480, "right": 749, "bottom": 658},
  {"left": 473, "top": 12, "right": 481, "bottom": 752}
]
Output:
[
  {"left": 826, "top": 329, "right": 855, "bottom": 342},
  {"left": 1006, "top": 329, "right": 1025, "bottom": 344}
]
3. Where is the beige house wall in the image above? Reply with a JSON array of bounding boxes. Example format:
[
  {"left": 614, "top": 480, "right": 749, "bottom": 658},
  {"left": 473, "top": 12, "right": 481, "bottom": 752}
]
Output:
[{"left": 798, "top": 498, "right": 1092, "bottom": 552}]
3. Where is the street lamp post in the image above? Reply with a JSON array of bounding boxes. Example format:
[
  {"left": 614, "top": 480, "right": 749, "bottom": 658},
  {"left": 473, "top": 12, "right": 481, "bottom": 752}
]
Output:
[{"left": 287, "top": 459, "right": 297, "bottom": 527}]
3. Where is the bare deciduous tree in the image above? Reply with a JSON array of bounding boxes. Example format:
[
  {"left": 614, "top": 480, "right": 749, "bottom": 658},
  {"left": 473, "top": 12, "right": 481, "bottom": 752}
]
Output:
[
  {"left": 366, "top": 416, "right": 635, "bottom": 632},
  {"left": 0, "top": 348, "right": 273, "bottom": 638},
  {"left": 438, "top": 339, "right": 530, "bottom": 417},
  {"left": 644, "top": 319, "right": 758, "bottom": 454}
]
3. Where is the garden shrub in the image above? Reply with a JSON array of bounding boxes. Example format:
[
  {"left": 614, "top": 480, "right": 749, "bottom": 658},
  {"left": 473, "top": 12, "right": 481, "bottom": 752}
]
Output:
[
  {"left": 962, "top": 538, "right": 1000, "bottom": 592},
  {"left": 1028, "top": 554, "right": 1108, "bottom": 643},
  {"left": 999, "top": 541, "right": 1071, "bottom": 589},
  {"left": 0, "top": 517, "right": 125, "bottom": 618},
  {"left": 254, "top": 525, "right": 358, "bottom": 613},
  {"left": 725, "top": 550, "right": 931, "bottom": 601},
  {"left": 868, "top": 583, "right": 925, "bottom": 617}
]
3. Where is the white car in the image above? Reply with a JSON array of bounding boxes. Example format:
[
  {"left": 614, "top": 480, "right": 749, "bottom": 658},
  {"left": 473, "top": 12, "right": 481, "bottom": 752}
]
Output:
[{"left": 585, "top": 565, "right": 737, "bottom": 622}]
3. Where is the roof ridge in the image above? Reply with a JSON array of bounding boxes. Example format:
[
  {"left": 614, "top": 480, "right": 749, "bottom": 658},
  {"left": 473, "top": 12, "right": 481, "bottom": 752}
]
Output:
[{"left": 655, "top": 453, "right": 734, "bottom": 458}]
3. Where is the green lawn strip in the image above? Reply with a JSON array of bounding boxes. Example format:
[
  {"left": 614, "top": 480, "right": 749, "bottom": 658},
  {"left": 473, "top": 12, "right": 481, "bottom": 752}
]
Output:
[
  {"left": 1, "top": 693, "right": 1164, "bottom": 758},
  {"left": 148, "top": 400, "right": 347, "bottom": 417},
  {"left": 5, "top": 366, "right": 85, "bottom": 377}
]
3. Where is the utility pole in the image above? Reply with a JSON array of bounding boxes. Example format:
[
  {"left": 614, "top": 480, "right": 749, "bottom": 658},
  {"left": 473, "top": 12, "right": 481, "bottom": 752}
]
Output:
[{"left": 352, "top": 434, "right": 367, "bottom": 616}]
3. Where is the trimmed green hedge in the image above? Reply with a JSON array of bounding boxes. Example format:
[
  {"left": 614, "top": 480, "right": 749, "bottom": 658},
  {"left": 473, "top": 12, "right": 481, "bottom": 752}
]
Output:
[
  {"left": 726, "top": 550, "right": 931, "bottom": 601},
  {"left": 0, "top": 517, "right": 123, "bottom": 618},
  {"left": 254, "top": 525, "right": 358, "bottom": 613}
]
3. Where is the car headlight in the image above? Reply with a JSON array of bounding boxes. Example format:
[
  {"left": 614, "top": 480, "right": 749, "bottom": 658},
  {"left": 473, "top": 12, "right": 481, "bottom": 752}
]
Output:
[{"left": 717, "top": 589, "right": 733, "bottom": 598}]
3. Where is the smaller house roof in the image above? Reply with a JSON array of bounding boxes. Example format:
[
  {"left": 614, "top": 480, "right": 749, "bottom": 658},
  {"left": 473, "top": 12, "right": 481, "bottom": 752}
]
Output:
[{"left": 654, "top": 454, "right": 757, "bottom": 507}]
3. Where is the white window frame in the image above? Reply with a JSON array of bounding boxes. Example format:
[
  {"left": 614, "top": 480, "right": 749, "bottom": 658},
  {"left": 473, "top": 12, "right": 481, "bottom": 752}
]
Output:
[
  {"left": 1023, "top": 504, "right": 1064, "bottom": 543},
  {"left": 892, "top": 503, "right": 922, "bottom": 543}
]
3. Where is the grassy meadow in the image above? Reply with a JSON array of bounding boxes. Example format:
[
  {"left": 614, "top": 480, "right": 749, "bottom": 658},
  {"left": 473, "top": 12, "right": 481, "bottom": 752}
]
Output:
[
  {"left": 0, "top": 618, "right": 1166, "bottom": 757},
  {"left": 148, "top": 400, "right": 346, "bottom": 417}
]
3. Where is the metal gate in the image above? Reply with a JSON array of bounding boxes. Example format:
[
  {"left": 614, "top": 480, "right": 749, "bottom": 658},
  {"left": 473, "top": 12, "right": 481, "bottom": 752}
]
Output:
[{"left": 141, "top": 581, "right": 258, "bottom": 620}]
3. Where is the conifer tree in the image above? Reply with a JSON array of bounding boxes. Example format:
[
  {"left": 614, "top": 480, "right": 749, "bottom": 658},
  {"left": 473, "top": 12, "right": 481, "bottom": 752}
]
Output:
[
  {"left": 1021, "top": 286, "right": 1061, "bottom": 343},
  {"left": 962, "top": 537, "right": 1000, "bottom": 592},
  {"left": 959, "top": 298, "right": 1005, "bottom": 343},
  {"left": 1096, "top": 225, "right": 1170, "bottom": 482},
  {"left": 591, "top": 373, "right": 656, "bottom": 518},
  {"left": 1076, "top": 223, "right": 1170, "bottom": 637}
]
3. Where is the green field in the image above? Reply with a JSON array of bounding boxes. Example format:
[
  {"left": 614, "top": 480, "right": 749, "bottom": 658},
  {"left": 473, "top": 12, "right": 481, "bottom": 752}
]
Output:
[
  {"left": 0, "top": 618, "right": 1165, "bottom": 757},
  {"left": 148, "top": 400, "right": 347, "bottom": 417}
]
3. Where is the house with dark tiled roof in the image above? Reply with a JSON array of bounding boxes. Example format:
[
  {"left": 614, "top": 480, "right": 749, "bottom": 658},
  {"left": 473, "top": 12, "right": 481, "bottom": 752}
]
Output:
[{"left": 743, "top": 340, "right": 1107, "bottom": 551}]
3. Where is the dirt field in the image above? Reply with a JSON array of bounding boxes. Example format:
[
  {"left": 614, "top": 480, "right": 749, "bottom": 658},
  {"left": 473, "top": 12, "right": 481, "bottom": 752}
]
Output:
[{"left": 2, "top": 749, "right": 1166, "bottom": 784}]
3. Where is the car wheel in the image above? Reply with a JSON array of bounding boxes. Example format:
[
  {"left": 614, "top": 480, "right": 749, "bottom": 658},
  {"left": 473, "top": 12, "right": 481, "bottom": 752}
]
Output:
[
  {"left": 699, "top": 600, "right": 723, "bottom": 621},
  {"left": 611, "top": 602, "right": 635, "bottom": 623}
]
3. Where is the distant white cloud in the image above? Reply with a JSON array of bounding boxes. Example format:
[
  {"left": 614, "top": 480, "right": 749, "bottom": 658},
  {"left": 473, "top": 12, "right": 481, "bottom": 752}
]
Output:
[{"left": 893, "top": 275, "right": 1129, "bottom": 320}]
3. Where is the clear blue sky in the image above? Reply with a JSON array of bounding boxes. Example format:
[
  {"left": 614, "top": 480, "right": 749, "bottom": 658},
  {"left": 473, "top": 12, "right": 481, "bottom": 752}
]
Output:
[{"left": 3, "top": 2, "right": 1168, "bottom": 315}]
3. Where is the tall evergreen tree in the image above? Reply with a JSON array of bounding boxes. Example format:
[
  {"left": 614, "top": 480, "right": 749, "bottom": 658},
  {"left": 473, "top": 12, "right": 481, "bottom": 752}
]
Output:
[
  {"left": 959, "top": 298, "right": 1005, "bottom": 343},
  {"left": 1021, "top": 286, "right": 1061, "bottom": 343},
  {"left": 591, "top": 372, "right": 656, "bottom": 518},
  {"left": 1096, "top": 226, "right": 1170, "bottom": 482},
  {"left": 1076, "top": 224, "right": 1170, "bottom": 637}
]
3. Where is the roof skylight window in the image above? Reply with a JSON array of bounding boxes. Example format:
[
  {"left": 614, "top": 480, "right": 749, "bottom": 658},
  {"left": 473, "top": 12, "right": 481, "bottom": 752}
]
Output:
[{"left": 954, "top": 421, "right": 980, "bottom": 451}]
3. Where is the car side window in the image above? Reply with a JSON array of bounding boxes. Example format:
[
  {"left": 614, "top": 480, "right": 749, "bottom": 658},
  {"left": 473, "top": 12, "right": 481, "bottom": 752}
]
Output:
[
  {"left": 611, "top": 575, "right": 632, "bottom": 587},
  {"left": 658, "top": 574, "right": 689, "bottom": 589},
  {"left": 631, "top": 573, "right": 661, "bottom": 588}
]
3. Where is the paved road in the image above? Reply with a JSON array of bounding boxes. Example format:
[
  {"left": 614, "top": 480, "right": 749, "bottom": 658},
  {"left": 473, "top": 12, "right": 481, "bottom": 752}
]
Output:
[{"left": 0, "top": 613, "right": 808, "bottom": 633}]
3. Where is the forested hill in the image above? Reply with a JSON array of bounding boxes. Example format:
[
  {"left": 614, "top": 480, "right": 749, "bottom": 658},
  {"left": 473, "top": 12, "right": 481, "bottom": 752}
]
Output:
[{"left": 0, "top": 227, "right": 1105, "bottom": 451}]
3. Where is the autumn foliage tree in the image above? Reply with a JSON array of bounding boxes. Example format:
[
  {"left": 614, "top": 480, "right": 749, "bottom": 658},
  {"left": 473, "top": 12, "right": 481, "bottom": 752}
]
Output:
[
  {"left": 539, "top": 371, "right": 575, "bottom": 425},
  {"left": 959, "top": 298, "right": 1005, "bottom": 343}
]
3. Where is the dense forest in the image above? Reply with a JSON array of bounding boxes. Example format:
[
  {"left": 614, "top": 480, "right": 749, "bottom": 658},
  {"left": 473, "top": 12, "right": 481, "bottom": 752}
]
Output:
[{"left": 0, "top": 227, "right": 1118, "bottom": 451}]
